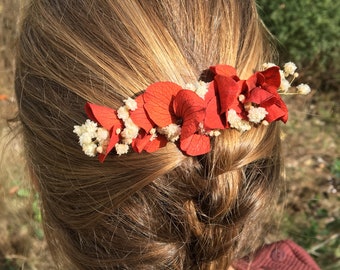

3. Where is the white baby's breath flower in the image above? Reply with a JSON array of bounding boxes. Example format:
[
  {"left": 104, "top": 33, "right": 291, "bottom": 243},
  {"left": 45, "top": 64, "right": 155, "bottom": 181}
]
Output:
[
  {"left": 296, "top": 83, "right": 311, "bottom": 95},
  {"left": 248, "top": 107, "right": 268, "bottom": 124},
  {"left": 227, "top": 109, "right": 251, "bottom": 132},
  {"left": 123, "top": 118, "right": 139, "bottom": 136},
  {"left": 121, "top": 127, "right": 139, "bottom": 141},
  {"left": 124, "top": 118, "right": 138, "bottom": 129},
  {"left": 79, "top": 133, "right": 93, "bottom": 145},
  {"left": 84, "top": 119, "right": 98, "bottom": 135},
  {"left": 280, "top": 78, "right": 291, "bottom": 92},
  {"left": 149, "top": 133, "right": 157, "bottom": 141},
  {"left": 228, "top": 109, "right": 245, "bottom": 121},
  {"left": 194, "top": 81, "right": 209, "bottom": 99},
  {"left": 121, "top": 138, "right": 131, "bottom": 144},
  {"left": 262, "top": 62, "right": 277, "bottom": 69},
  {"left": 115, "top": 143, "right": 129, "bottom": 155},
  {"left": 96, "top": 128, "right": 109, "bottom": 142},
  {"left": 96, "top": 146, "right": 104, "bottom": 154},
  {"left": 207, "top": 130, "right": 221, "bottom": 137},
  {"left": 185, "top": 83, "right": 196, "bottom": 91},
  {"left": 82, "top": 143, "right": 97, "bottom": 157},
  {"left": 262, "top": 120, "right": 269, "bottom": 126},
  {"left": 74, "top": 119, "right": 104, "bottom": 157},
  {"left": 148, "top": 135, "right": 157, "bottom": 142},
  {"left": 124, "top": 97, "right": 138, "bottom": 111},
  {"left": 227, "top": 109, "right": 239, "bottom": 124},
  {"left": 73, "top": 125, "right": 85, "bottom": 136},
  {"left": 117, "top": 106, "right": 130, "bottom": 121},
  {"left": 96, "top": 137, "right": 108, "bottom": 154},
  {"left": 120, "top": 118, "right": 139, "bottom": 143},
  {"left": 158, "top": 124, "right": 181, "bottom": 142},
  {"left": 279, "top": 70, "right": 285, "bottom": 80},
  {"left": 284, "top": 62, "right": 297, "bottom": 76},
  {"left": 185, "top": 81, "right": 209, "bottom": 99},
  {"left": 150, "top": 128, "right": 157, "bottom": 135},
  {"left": 74, "top": 119, "right": 98, "bottom": 139},
  {"left": 149, "top": 128, "right": 158, "bottom": 141},
  {"left": 238, "top": 94, "right": 245, "bottom": 102}
]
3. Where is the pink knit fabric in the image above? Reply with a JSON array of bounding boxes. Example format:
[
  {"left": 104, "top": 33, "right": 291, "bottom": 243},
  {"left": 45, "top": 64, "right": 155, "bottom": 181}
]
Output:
[{"left": 233, "top": 240, "right": 320, "bottom": 270}]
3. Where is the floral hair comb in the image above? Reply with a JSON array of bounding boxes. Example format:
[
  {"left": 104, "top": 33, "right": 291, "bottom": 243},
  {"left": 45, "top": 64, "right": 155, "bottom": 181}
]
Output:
[{"left": 74, "top": 63, "right": 311, "bottom": 162}]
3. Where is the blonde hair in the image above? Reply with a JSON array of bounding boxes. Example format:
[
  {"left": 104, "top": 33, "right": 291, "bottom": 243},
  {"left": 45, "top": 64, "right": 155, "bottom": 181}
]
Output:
[{"left": 15, "top": 0, "right": 281, "bottom": 269}]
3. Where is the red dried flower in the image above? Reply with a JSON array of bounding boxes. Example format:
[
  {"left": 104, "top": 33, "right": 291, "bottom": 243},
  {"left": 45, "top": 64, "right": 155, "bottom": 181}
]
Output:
[
  {"left": 74, "top": 63, "right": 309, "bottom": 161},
  {"left": 85, "top": 103, "right": 123, "bottom": 162},
  {"left": 245, "top": 66, "right": 288, "bottom": 123}
]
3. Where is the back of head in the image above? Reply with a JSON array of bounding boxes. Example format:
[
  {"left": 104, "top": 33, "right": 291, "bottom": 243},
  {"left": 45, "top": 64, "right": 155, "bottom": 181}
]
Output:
[{"left": 15, "top": 0, "right": 282, "bottom": 269}]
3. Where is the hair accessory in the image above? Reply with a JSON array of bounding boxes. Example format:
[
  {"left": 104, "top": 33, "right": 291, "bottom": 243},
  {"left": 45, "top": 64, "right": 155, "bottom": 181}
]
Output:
[{"left": 74, "top": 63, "right": 311, "bottom": 162}]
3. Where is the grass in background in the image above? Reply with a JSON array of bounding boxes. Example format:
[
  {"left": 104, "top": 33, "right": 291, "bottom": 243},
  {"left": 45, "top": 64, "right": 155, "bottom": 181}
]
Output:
[
  {"left": 280, "top": 91, "right": 340, "bottom": 268},
  {"left": 0, "top": 123, "right": 55, "bottom": 269}
]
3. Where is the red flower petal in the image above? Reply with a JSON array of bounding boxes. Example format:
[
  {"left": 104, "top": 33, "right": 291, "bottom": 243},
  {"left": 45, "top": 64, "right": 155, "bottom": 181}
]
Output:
[
  {"left": 204, "top": 95, "right": 225, "bottom": 130},
  {"left": 131, "top": 130, "right": 167, "bottom": 153},
  {"left": 131, "top": 130, "right": 152, "bottom": 153},
  {"left": 85, "top": 102, "right": 123, "bottom": 162},
  {"left": 180, "top": 134, "right": 211, "bottom": 156},
  {"left": 246, "top": 73, "right": 258, "bottom": 90},
  {"left": 143, "top": 82, "right": 182, "bottom": 127},
  {"left": 260, "top": 66, "right": 281, "bottom": 92},
  {"left": 210, "top": 65, "right": 237, "bottom": 77},
  {"left": 263, "top": 99, "right": 288, "bottom": 123},
  {"left": 244, "top": 66, "right": 287, "bottom": 124},
  {"left": 246, "top": 87, "right": 276, "bottom": 105},
  {"left": 214, "top": 75, "right": 244, "bottom": 115},
  {"left": 204, "top": 81, "right": 217, "bottom": 103},
  {"left": 98, "top": 131, "right": 120, "bottom": 163},
  {"left": 144, "top": 136, "right": 167, "bottom": 153},
  {"left": 85, "top": 102, "right": 121, "bottom": 131},
  {"left": 173, "top": 90, "right": 206, "bottom": 139},
  {"left": 130, "top": 95, "right": 155, "bottom": 132},
  {"left": 246, "top": 67, "right": 280, "bottom": 95}
]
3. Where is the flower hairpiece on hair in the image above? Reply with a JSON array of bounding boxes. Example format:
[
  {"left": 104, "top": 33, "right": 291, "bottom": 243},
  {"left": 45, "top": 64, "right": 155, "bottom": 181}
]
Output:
[{"left": 74, "top": 63, "right": 311, "bottom": 162}]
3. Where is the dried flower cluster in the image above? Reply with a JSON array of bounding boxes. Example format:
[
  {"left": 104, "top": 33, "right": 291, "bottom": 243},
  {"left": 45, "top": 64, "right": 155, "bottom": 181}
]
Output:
[{"left": 74, "top": 63, "right": 311, "bottom": 161}]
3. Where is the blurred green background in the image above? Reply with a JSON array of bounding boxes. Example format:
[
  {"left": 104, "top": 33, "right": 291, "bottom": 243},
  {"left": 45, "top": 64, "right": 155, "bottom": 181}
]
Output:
[{"left": 258, "top": 0, "right": 340, "bottom": 92}]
